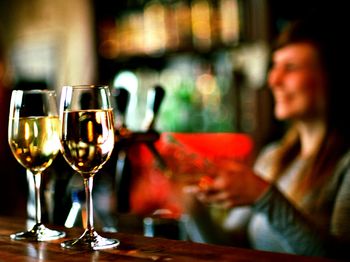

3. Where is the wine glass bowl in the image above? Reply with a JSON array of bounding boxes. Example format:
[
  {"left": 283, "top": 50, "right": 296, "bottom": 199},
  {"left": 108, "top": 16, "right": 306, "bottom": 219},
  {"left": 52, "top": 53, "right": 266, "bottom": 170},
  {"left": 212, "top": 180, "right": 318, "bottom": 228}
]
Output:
[
  {"left": 59, "top": 85, "right": 119, "bottom": 250},
  {"left": 8, "top": 89, "right": 66, "bottom": 241},
  {"left": 60, "top": 109, "right": 115, "bottom": 178}
]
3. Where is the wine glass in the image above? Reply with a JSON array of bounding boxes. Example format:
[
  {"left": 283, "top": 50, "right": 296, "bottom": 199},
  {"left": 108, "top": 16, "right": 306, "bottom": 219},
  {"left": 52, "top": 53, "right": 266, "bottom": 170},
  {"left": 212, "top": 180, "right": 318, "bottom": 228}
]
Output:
[
  {"left": 59, "top": 85, "right": 119, "bottom": 250},
  {"left": 8, "top": 89, "right": 66, "bottom": 241}
]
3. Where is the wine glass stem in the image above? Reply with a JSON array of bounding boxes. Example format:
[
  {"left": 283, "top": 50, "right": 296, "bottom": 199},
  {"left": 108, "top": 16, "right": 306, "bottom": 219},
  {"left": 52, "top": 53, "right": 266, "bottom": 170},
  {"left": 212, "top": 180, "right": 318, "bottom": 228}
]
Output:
[
  {"left": 84, "top": 177, "right": 94, "bottom": 231},
  {"left": 33, "top": 173, "right": 42, "bottom": 225}
]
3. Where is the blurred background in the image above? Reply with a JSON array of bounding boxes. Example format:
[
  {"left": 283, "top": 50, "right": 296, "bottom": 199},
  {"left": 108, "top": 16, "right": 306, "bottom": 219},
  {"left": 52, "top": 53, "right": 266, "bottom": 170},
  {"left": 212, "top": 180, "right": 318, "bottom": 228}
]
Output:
[
  {"left": 0, "top": 0, "right": 322, "bottom": 141},
  {"left": 0, "top": 0, "right": 325, "bottom": 235}
]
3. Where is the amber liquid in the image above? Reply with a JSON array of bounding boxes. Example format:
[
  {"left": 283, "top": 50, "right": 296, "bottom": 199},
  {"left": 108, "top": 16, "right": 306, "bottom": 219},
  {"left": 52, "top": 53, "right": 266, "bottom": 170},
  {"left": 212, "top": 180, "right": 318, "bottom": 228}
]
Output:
[
  {"left": 8, "top": 116, "right": 60, "bottom": 173},
  {"left": 60, "top": 109, "right": 115, "bottom": 178}
]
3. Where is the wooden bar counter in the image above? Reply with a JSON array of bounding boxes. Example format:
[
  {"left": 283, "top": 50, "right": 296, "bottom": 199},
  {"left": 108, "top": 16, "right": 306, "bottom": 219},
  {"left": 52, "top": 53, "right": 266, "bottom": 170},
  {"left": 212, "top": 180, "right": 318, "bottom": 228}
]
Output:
[{"left": 0, "top": 216, "right": 339, "bottom": 261}]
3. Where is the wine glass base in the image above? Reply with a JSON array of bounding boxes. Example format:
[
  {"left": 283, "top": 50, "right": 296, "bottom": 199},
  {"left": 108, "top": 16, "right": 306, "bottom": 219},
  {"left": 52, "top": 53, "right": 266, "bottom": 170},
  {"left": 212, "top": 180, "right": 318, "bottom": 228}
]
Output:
[
  {"left": 61, "top": 229, "right": 119, "bottom": 250},
  {"left": 11, "top": 223, "right": 66, "bottom": 241}
]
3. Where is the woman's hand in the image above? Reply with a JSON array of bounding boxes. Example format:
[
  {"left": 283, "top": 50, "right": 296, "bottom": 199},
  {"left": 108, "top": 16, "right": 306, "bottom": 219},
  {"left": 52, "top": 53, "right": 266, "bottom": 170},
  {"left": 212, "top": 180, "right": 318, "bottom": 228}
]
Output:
[{"left": 184, "top": 160, "right": 270, "bottom": 209}]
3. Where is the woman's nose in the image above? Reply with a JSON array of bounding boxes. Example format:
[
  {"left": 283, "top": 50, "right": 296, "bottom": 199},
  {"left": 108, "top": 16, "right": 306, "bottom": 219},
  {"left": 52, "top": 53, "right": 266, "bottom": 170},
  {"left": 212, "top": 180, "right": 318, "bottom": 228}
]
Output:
[{"left": 268, "top": 67, "right": 283, "bottom": 89}]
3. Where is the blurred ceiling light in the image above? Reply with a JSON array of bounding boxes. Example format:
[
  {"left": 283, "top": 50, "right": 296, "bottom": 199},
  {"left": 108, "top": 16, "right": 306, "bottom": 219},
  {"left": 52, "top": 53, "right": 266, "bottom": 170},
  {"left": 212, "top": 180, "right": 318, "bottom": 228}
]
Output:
[
  {"left": 220, "top": 0, "right": 240, "bottom": 44},
  {"left": 144, "top": 1, "right": 166, "bottom": 55},
  {"left": 191, "top": 0, "right": 212, "bottom": 50}
]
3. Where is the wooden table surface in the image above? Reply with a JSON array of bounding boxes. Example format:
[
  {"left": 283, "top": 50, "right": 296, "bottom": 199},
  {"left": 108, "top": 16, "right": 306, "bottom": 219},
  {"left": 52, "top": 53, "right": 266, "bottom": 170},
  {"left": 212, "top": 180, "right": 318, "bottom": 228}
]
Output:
[{"left": 0, "top": 216, "right": 340, "bottom": 262}]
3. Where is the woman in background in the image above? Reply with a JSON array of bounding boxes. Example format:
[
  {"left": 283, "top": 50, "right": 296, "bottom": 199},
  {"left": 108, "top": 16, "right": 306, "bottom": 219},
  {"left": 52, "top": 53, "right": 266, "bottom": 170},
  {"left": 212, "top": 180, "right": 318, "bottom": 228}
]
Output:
[{"left": 183, "top": 10, "right": 350, "bottom": 260}]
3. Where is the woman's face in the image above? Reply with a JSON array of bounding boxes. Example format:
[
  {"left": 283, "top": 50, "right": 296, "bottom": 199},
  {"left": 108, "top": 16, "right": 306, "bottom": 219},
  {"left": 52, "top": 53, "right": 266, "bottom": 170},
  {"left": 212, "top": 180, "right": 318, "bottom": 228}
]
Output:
[{"left": 268, "top": 42, "right": 327, "bottom": 121}]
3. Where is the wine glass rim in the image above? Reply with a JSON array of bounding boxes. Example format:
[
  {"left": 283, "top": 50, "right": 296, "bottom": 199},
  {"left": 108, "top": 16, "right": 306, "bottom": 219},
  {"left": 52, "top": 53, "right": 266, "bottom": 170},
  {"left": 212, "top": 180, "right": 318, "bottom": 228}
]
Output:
[
  {"left": 13, "top": 89, "right": 56, "bottom": 94},
  {"left": 63, "top": 85, "right": 109, "bottom": 89}
]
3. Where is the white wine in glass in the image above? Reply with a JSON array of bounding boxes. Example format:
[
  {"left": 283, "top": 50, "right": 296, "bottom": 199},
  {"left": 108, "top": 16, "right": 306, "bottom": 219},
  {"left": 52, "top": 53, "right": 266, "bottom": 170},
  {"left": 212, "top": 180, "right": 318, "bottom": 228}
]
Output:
[
  {"left": 8, "top": 89, "right": 66, "bottom": 241},
  {"left": 59, "top": 85, "right": 119, "bottom": 250}
]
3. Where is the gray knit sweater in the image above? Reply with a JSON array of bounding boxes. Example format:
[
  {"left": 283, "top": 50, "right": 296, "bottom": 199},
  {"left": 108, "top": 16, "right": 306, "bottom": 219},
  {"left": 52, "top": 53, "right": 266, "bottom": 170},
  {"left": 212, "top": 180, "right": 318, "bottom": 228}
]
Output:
[{"left": 250, "top": 144, "right": 350, "bottom": 259}]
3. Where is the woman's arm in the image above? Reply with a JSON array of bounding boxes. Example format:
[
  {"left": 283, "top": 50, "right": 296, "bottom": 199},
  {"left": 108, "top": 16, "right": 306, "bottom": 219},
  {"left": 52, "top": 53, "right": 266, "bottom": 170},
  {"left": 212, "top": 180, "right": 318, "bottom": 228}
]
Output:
[{"left": 182, "top": 143, "right": 278, "bottom": 246}]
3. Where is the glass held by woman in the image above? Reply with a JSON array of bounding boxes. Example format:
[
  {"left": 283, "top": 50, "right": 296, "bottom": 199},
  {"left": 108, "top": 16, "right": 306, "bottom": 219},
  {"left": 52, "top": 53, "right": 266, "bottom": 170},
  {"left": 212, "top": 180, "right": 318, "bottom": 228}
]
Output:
[
  {"left": 59, "top": 85, "right": 119, "bottom": 250},
  {"left": 8, "top": 89, "right": 66, "bottom": 241}
]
